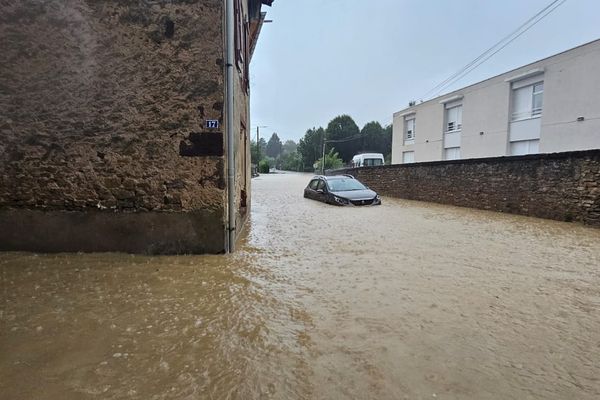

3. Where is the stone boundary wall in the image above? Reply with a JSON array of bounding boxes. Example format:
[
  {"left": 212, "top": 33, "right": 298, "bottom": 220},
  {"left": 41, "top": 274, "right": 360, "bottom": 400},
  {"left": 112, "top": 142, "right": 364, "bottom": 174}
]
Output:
[{"left": 328, "top": 150, "right": 600, "bottom": 227}]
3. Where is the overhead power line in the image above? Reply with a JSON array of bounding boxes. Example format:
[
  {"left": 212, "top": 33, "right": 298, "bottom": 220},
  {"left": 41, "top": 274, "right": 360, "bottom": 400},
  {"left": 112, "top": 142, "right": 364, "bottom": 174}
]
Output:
[
  {"left": 421, "top": 0, "right": 568, "bottom": 101},
  {"left": 326, "top": 134, "right": 364, "bottom": 144}
]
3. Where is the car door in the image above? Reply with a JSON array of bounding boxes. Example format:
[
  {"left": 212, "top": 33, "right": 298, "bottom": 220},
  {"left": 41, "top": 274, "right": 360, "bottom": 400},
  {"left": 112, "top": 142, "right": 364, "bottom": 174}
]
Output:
[
  {"left": 305, "top": 179, "right": 319, "bottom": 199},
  {"left": 315, "top": 179, "right": 327, "bottom": 203}
]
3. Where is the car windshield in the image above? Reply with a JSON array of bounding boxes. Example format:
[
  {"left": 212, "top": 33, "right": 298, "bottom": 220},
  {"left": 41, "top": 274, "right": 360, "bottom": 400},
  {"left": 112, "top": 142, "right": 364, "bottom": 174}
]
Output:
[{"left": 327, "top": 178, "right": 366, "bottom": 192}]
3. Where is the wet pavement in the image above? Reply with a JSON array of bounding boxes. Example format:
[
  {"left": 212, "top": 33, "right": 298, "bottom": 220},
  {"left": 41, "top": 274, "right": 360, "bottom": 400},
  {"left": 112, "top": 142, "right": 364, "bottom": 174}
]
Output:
[{"left": 1, "top": 172, "right": 600, "bottom": 399}]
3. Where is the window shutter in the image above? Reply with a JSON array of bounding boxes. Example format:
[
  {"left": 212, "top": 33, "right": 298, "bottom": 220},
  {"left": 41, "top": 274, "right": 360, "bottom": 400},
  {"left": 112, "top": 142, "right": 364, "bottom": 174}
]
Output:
[
  {"left": 512, "top": 85, "right": 533, "bottom": 120},
  {"left": 234, "top": 0, "right": 243, "bottom": 70},
  {"left": 445, "top": 105, "right": 462, "bottom": 132},
  {"left": 404, "top": 118, "right": 415, "bottom": 140},
  {"left": 243, "top": 22, "right": 250, "bottom": 92}
]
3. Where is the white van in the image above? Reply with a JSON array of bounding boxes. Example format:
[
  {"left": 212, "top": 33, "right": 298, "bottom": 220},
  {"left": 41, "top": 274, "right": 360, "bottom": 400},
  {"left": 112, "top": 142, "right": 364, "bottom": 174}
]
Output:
[{"left": 351, "top": 153, "right": 385, "bottom": 167}]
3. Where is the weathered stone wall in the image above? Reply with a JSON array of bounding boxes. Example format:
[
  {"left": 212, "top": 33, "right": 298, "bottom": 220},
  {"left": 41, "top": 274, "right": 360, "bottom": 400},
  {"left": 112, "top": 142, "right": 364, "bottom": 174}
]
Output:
[
  {"left": 0, "top": 0, "right": 229, "bottom": 253},
  {"left": 330, "top": 150, "right": 600, "bottom": 226}
]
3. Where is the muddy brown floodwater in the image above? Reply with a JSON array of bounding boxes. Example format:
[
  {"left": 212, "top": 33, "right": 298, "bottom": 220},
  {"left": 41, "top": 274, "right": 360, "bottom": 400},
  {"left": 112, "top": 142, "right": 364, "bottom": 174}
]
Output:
[{"left": 1, "top": 172, "right": 600, "bottom": 400}]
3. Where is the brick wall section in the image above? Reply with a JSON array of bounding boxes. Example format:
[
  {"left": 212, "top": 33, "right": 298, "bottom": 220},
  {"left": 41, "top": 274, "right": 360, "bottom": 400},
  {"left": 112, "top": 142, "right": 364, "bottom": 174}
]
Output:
[
  {"left": 0, "top": 0, "right": 225, "bottom": 214},
  {"left": 329, "top": 150, "right": 600, "bottom": 226}
]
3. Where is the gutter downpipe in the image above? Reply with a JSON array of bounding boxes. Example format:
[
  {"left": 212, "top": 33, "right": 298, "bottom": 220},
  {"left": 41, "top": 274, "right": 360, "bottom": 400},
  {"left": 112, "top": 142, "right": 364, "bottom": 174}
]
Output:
[{"left": 225, "top": 0, "right": 236, "bottom": 253}]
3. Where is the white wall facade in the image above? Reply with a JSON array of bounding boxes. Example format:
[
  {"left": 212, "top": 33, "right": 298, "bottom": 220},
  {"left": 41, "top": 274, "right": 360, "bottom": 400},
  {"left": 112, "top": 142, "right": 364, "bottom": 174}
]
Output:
[{"left": 392, "top": 39, "right": 600, "bottom": 164}]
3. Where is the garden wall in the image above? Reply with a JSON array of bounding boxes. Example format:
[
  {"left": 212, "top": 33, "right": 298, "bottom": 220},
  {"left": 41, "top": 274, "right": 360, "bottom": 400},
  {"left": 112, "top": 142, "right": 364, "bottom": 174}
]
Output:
[{"left": 329, "top": 150, "right": 600, "bottom": 226}]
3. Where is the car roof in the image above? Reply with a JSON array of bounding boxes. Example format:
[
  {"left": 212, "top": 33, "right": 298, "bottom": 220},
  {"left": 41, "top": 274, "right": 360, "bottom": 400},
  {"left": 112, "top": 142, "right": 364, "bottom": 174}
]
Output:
[{"left": 311, "top": 175, "right": 354, "bottom": 180}]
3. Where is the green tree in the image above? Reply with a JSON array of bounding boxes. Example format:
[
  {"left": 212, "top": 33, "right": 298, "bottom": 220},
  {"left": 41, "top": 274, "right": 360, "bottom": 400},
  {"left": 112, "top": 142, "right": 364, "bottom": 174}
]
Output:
[
  {"left": 250, "top": 138, "right": 267, "bottom": 164},
  {"left": 360, "top": 121, "right": 382, "bottom": 152},
  {"left": 279, "top": 151, "right": 302, "bottom": 171},
  {"left": 282, "top": 139, "right": 297, "bottom": 155},
  {"left": 325, "top": 115, "right": 360, "bottom": 163},
  {"left": 266, "top": 133, "right": 283, "bottom": 158},
  {"left": 382, "top": 124, "right": 393, "bottom": 162},
  {"left": 315, "top": 148, "right": 344, "bottom": 172},
  {"left": 258, "top": 159, "right": 270, "bottom": 173},
  {"left": 297, "top": 127, "right": 325, "bottom": 171},
  {"left": 263, "top": 156, "right": 276, "bottom": 168},
  {"left": 360, "top": 121, "right": 393, "bottom": 156}
]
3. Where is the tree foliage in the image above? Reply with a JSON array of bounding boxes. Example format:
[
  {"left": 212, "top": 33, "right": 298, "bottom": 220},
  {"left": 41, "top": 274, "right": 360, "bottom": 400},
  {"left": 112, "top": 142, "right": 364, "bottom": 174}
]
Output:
[
  {"left": 282, "top": 140, "right": 298, "bottom": 155},
  {"left": 297, "top": 127, "right": 325, "bottom": 171},
  {"left": 279, "top": 151, "right": 302, "bottom": 171},
  {"left": 250, "top": 138, "right": 267, "bottom": 164},
  {"left": 258, "top": 159, "right": 270, "bottom": 173},
  {"left": 360, "top": 121, "right": 392, "bottom": 156},
  {"left": 325, "top": 115, "right": 360, "bottom": 163},
  {"left": 266, "top": 133, "right": 283, "bottom": 158},
  {"left": 251, "top": 115, "right": 393, "bottom": 176},
  {"left": 315, "top": 148, "right": 344, "bottom": 172}
]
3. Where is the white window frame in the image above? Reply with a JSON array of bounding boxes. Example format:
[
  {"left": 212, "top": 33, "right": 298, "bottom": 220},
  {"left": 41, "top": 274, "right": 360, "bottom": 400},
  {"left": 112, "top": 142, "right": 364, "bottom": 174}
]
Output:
[
  {"left": 404, "top": 117, "right": 415, "bottom": 144},
  {"left": 444, "top": 147, "right": 460, "bottom": 160},
  {"left": 511, "top": 79, "right": 544, "bottom": 122},
  {"left": 444, "top": 103, "right": 462, "bottom": 134},
  {"left": 510, "top": 139, "right": 539, "bottom": 156},
  {"left": 531, "top": 82, "right": 543, "bottom": 117},
  {"left": 402, "top": 151, "right": 415, "bottom": 164}
]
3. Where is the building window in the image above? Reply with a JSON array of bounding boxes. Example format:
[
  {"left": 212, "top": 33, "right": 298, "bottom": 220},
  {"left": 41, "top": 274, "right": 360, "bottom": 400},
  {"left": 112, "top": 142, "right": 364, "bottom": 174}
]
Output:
[
  {"left": 243, "top": 22, "right": 250, "bottom": 92},
  {"left": 234, "top": 0, "right": 249, "bottom": 93},
  {"left": 445, "top": 105, "right": 462, "bottom": 133},
  {"left": 234, "top": 0, "right": 243, "bottom": 68},
  {"left": 510, "top": 139, "right": 539, "bottom": 156},
  {"left": 444, "top": 147, "right": 460, "bottom": 160},
  {"left": 404, "top": 117, "right": 415, "bottom": 144},
  {"left": 512, "top": 81, "right": 544, "bottom": 121},
  {"left": 532, "top": 83, "right": 543, "bottom": 115},
  {"left": 442, "top": 100, "right": 462, "bottom": 159},
  {"left": 402, "top": 151, "right": 414, "bottom": 164}
]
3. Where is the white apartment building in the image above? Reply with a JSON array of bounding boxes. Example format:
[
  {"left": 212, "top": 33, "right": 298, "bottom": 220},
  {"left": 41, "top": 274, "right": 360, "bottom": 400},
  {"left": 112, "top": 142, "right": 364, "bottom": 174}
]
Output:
[{"left": 392, "top": 39, "right": 600, "bottom": 164}]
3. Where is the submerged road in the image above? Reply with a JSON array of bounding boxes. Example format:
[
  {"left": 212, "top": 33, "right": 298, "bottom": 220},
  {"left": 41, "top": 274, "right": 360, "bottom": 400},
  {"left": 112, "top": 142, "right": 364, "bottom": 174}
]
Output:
[{"left": 1, "top": 172, "right": 600, "bottom": 399}]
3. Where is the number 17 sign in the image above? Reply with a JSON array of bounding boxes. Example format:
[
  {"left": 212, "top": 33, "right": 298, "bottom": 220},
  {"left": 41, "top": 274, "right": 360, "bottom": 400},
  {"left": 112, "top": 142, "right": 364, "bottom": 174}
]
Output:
[{"left": 206, "top": 120, "right": 219, "bottom": 129}]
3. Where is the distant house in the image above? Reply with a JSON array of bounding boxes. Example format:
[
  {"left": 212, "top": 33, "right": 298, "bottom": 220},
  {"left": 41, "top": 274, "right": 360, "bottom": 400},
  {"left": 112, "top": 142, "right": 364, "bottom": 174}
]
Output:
[
  {"left": 392, "top": 39, "right": 600, "bottom": 164},
  {"left": 0, "top": 0, "right": 273, "bottom": 254}
]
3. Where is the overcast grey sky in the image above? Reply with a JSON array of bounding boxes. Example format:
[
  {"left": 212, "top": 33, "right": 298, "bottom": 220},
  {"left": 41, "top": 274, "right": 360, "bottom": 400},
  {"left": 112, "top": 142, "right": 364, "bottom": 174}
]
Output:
[{"left": 250, "top": 0, "right": 600, "bottom": 142}]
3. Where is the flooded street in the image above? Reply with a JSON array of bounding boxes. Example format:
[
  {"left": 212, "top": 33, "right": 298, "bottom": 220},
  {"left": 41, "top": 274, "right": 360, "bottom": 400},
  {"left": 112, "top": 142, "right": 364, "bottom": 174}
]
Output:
[{"left": 1, "top": 172, "right": 600, "bottom": 399}]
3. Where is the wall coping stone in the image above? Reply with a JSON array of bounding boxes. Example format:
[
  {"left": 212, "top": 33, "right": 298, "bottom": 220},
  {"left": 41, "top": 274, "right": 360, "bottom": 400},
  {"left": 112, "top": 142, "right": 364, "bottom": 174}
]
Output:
[{"left": 329, "top": 149, "right": 600, "bottom": 175}]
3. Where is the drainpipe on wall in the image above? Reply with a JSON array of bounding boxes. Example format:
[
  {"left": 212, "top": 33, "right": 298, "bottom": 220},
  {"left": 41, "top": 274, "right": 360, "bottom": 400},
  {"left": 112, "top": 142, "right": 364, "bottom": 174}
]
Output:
[{"left": 225, "top": 0, "right": 236, "bottom": 253}]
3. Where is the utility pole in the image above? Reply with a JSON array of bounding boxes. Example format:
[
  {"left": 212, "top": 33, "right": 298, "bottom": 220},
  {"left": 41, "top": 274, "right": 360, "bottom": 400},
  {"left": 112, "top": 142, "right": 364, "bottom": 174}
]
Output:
[
  {"left": 256, "top": 125, "right": 267, "bottom": 165},
  {"left": 321, "top": 131, "right": 327, "bottom": 175}
]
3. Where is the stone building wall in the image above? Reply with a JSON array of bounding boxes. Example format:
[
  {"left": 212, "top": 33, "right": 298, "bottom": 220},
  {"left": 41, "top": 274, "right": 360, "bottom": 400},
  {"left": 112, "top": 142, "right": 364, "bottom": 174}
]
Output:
[
  {"left": 0, "top": 0, "right": 230, "bottom": 253},
  {"left": 330, "top": 150, "right": 600, "bottom": 227}
]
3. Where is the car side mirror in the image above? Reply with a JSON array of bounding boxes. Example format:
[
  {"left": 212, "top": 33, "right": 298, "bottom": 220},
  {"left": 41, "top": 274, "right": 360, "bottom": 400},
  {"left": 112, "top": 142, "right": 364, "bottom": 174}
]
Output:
[{"left": 316, "top": 189, "right": 324, "bottom": 194}]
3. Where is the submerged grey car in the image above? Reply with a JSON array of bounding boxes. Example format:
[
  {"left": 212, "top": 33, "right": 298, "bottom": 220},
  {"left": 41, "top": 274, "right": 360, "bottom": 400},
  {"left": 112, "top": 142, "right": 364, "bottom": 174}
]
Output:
[{"left": 303, "top": 175, "right": 381, "bottom": 206}]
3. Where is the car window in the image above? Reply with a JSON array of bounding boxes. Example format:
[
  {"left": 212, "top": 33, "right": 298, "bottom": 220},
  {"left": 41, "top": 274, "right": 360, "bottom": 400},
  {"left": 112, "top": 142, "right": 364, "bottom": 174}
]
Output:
[
  {"left": 327, "top": 178, "right": 367, "bottom": 192},
  {"left": 364, "top": 158, "right": 383, "bottom": 166},
  {"left": 316, "top": 180, "right": 325, "bottom": 191},
  {"left": 309, "top": 179, "right": 319, "bottom": 190}
]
